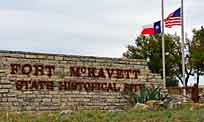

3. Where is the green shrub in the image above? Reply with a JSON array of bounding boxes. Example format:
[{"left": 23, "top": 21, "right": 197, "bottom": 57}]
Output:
[
  {"left": 124, "top": 85, "right": 167, "bottom": 104},
  {"left": 166, "top": 79, "right": 179, "bottom": 87}
]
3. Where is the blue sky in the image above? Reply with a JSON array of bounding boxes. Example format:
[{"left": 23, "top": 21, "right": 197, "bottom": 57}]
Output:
[{"left": 0, "top": 0, "right": 203, "bottom": 58}]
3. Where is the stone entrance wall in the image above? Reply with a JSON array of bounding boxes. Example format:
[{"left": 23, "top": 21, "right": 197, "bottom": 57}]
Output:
[{"left": 0, "top": 51, "right": 163, "bottom": 112}]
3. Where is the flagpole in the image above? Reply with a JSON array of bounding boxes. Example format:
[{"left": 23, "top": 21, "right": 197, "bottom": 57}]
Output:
[
  {"left": 181, "top": 0, "right": 186, "bottom": 101},
  {"left": 161, "top": 0, "right": 166, "bottom": 89}
]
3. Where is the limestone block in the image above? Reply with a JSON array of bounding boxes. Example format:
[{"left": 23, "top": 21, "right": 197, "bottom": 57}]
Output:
[
  {"left": 47, "top": 56, "right": 55, "bottom": 60},
  {"left": 51, "top": 98, "right": 60, "bottom": 103},
  {"left": 0, "top": 89, "right": 9, "bottom": 93},
  {"left": 38, "top": 55, "right": 48, "bottom": 59},
  {"left": 7, "top": 97, "right": 17, "bottom": 102},
  {"left": 1, "top": 85, "right": 12, "bottom": 89},
  {"left": 0, "top": 70, "right": 6, "bottom": 73},
  {"left": 25, "top": 54, "right": 37, "bottom": 59},
  {"left": 55, "top": 56, "right": 63, "bottom": 61}
]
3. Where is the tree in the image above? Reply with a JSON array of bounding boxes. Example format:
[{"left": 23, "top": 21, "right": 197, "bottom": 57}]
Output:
[
  {"left": 166, "top": 79, "right": 179, "bottom": 87},
  {"left": 191, "top": 26, "right": 204, "bottom": 86},
  {"left": 123, "top": 34, "right": 192, "bottom": 86}
]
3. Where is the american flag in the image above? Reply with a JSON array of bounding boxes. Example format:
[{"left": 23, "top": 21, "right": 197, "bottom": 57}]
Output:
[{"left": 165, "top": 8, "right": 182, "bottom": 28}]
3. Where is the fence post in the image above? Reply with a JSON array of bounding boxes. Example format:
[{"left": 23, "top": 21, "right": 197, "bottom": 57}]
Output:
[{"left": 191, "top": 84, "right": 199, "bottom": 103}]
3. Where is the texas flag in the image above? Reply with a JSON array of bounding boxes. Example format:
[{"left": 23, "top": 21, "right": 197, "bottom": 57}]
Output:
[{"left": 141, "top": 21, "right": 161, "bottom": 35}]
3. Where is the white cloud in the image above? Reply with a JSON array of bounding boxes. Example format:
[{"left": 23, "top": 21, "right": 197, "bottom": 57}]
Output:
[{"left": 0, "top": 0, "right": 203, "bottom": 57}]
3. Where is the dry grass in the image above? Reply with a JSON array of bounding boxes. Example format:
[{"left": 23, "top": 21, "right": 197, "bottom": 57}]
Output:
[{"left": 0, "top": 105, "right": 204, "bottom": 122}]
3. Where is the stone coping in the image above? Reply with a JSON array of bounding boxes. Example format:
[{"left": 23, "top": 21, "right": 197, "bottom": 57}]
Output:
[{"left": 0, "top": 50, "right": 146, "bottom": 65}]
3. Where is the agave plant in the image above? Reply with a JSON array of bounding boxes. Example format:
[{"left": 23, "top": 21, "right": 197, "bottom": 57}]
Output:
[
  {"left": 122, "top": 85, "right": 168, "bottom": 105},
  {"left": 136, "top": 85, "right": 168, "bottom": 103}
]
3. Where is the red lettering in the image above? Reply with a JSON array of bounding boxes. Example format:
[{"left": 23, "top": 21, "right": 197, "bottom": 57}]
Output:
[
  {"left": 113, "top": 83, "right": 120, "bottom": 92},
  {"left": 124, "top": 70, "right": 131, "bottom": 79},
  {"left": 101, "top": 83, "right": 107, "bottom": 91},
  {"left": 70, "top": 67, "right": 81, "bottom": 77},
  {"left": 22, "top": 64, "right": 32, "bottom": 75},
  {"left": 23, "top": 80, "right": 29, "bottom": 90},
  {"left": 76, "top": 82, "right": 83, "bottom": 91},
  {"left": 97, "top": 68, "right": 106, "bottom": 78},
  {"left": 47, "top": 81, "right": 54, "bottom": 90},
  {"left": 59, "top": 81, "right": 65, "bottom": 90},
  {"left": 133, "top": 70, "right": 140, "bottom": 79},
  {"left": 11, "top": 64, "right": 56, "bottom": 77},
  {"left": 59, "top": 81, "right": 70, "bottom": 91},
  {"left": 10, "top": 64, "right": 20, "bottom": 74},
  {"left": 34, "top": 64, "right": 44, "bottom": 76},
  {"left": 106, "top": 68, "right": 114, "bottom": 78},
  {"left": 39, "top": 81, "right": 48, "bottom": 89},
  {"left": 45, "top": 65, "right": 55, "bottom": 77},
  {"left": 16, "top": 80, "right": 23, "bottom": 90},
  {"left": 115, "top": 69, "right": 124, "bottom": 79},
  {"left": 30, "top": 80, "right": 38, "bottom": 89},
  {"left": 93, "top": 82, "right": 101, "bottom": 91},
  {"left": 71, "top": 82, "right": 77, "bottom": 90},
  {"left": 80, "top": 67, "right": 86, "bottom": 74},
  {"left": 88, "top": 68, "right": 96, "bottom": 77},
  {"left": 123, "top": 83, "right": 130, "bottom": 92},
  {"left": 107, "top": 83, "right": 113, "bottom": 92}
]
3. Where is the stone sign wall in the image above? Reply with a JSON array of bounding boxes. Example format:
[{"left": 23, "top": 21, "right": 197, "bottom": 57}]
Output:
[{"left": 0, "top": 51, "right": 163, "bottom": 112}]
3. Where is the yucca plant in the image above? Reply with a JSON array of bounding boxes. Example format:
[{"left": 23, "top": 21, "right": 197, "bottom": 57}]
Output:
[
  {"left": 123, "top": 85, "right": 168, "bottom": 105},
  {"left": 122, "top": 84, "right": 168, "bottom": 106},
  {"left": 136, "top": 85, "right": 163, "bottom": 103}
]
